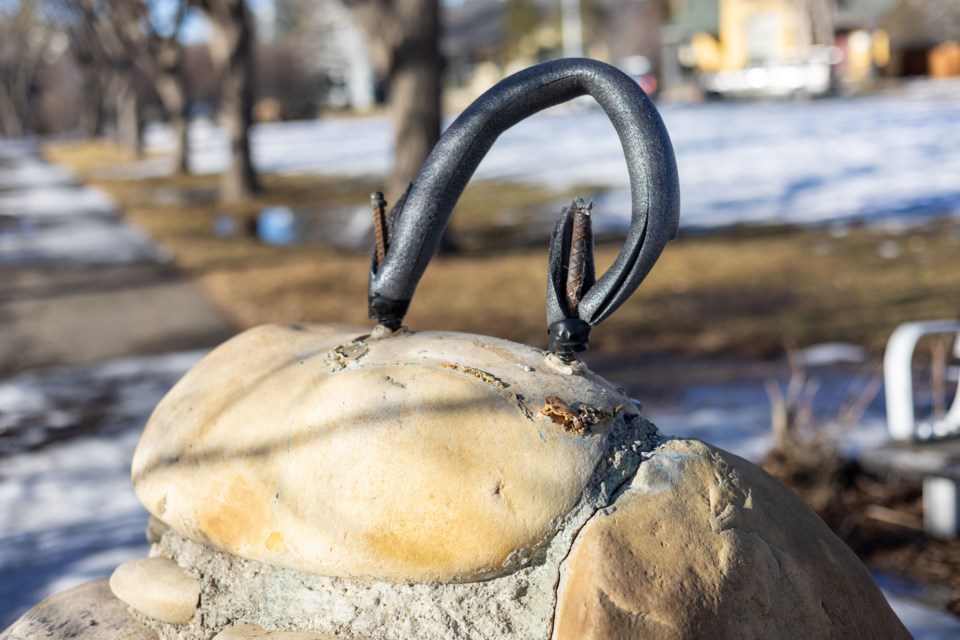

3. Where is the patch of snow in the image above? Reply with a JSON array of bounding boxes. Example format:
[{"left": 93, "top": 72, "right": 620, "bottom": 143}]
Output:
[
  {"left": 0, "top": 141, "right": 164, "bottom": 266},
  {"left": 799, "top": 342, "right": 868, "bottom": 366},
  {"left": 883, "top": 591, "right": 960, "bottom": 640},
  {"left": 647, "top": 364, "right": 888, "bottom": 461},
  {"left": 0, "top": 184, "right": 116, "bottom": 218},
  {"left": 0, "top": 160, "right": 76, "bottom": 190},
  {"left": 0, "top": 140, "right": 76, "bottom": 190},
  {"left": 653, "top": 405, "right": 775, "bottom": 461},
  {"left": 0, "top": 352, "right": 205, "bottom": 627},
  {"left": 138, "top": 78, "right": 960, "bottom": 233},
  {"left": 0, "top": 351, "right": 205, "bottom": 457},
  {"left": 0, "top": 215, "right": 163, "bottom": 266},
  {"left": 0, "top": 428, "right": 149, "bottom": 626}
]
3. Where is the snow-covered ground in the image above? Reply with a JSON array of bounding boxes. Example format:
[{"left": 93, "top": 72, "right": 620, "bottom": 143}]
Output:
[
  {"left": 0, "top": 142, "right": 115, "bottom": 218},
  {"left": 141, "top": 77, "right": 960, "bottom": 232},
  {"left": 0, "top": 353, "right": 204, "bottom": 627},
  {"left": 0, "top": 140, "right": 160, "bottom": 266}
]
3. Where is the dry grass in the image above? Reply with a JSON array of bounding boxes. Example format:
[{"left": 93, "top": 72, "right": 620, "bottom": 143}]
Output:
[{"left": 46, "top": 140, "right": 960, "bottom": 357}]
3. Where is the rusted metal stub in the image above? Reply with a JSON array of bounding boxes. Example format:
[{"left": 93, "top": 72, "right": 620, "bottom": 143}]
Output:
[
  {"left": 372, "top": 191, "right": 389, "bottom": 269},
  {"left": 564, "top": 199, "right": 594, "bottom": 315},
  {"left": 547, "top": 197, "right": 597, "bottom": 360}
]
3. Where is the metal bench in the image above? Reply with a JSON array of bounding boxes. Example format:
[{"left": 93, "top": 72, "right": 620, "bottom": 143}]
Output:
[{"left": 861, "top": 321, "right": 960, "bottom": 537}]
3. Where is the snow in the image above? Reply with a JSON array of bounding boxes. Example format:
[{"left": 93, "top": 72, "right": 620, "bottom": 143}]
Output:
[
  {"left": 647, "top": 361, "right": 892, "bottom": 463},
  {"left": 0, "top": 186, "right": 116, "bottom": 219},
  {"left": 142, "top": 78, "right": 960, "bottom": 233},
  {"left": 0, "top": 352, "right": 205, "bottom": 625},
  {"left": 799, "top": 342, "right": 869, "bottom": 366},
  {"left": 0, "top": 429, "right": 148, "bottom": 615},
  {"left": 0, "top": 140, "right": 162, "bottom": 266},
  {"left": 0, "top": 215, "right": 164, "bottom": 266},
  {"left": 881, "top": 589, "right": 960, "bottom": 640}
]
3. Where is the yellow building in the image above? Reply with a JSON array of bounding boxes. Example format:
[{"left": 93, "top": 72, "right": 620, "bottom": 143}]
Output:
[{"left": 666, "top": 0, "right": 898, "bottom": 97}]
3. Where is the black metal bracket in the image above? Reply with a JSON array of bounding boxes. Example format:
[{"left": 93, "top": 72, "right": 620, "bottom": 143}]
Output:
[{"left": 368, "top": 58, "right": 680, "bottom": 357}]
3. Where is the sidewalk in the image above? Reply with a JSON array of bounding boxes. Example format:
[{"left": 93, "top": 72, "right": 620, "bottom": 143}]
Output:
[
  {"left": 0, "top": 139, "right": 236, "bottom": 625},
  {"left": 0, "top": 139, "right": 235, "bottom": 375}
]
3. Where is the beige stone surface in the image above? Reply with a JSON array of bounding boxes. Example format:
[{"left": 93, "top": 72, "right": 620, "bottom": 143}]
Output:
[
  {"left": 0, "top": 580, "right": 157, "bottom": 640},
  {"left": 109, "top": 557, "right": 200, "bottom": 625},
  {"left": 552, "top": 439, "right": 912, "bottom": 640},
  {"left": 132, "top": 324, "right": 639, "bottom": 583},
  {"left": 212, "top": 623, "right": 355, "bottom": 639}
]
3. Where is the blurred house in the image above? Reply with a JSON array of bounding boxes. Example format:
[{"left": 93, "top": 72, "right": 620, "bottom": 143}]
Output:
[
  {"left": 443, "top": 0, "right": 508, "bottom": 108},
  {"left": 442, "top": 0, "right": 669, "bottom": 108},
  {"left": 882, "top": 0, "right": 960, "bottom": 78},
  {"left": 441, "top": 0, "right": 958, "bottom": 107},
  {"left": 311, "top": 0, "right": 376, "bottom": 111},
  {"left": 665, "top": 0, "right": 958, "bottom": 99},
  {"left": 259, "top": 0, "right": 376, "bottom": 115}
]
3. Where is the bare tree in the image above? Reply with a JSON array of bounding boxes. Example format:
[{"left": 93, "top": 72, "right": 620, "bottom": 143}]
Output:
[
  {"left": 117, "top": 1, "right": 191, "bottom": 170},
  {"left": 151, "top": 23, "right": 192, "bottom": 173},
  {"left": 74, "top": 0, "right": 146, "bottom": 154},
  {"left": 194, "top": 0, "right": 259, "bottom": 201},
  {"left": 344, "top": 0, "right": 442, "bottom": 201},
  {"left": 921, "top": 0, "right": 960, "bottom": 42},
  {"left": 70, "top": 0, "right": 191, "bottom": 164},
  {"left": 269, "top": 0, "right": 337, "bottom": 117},
  {"left": 68, "top": 0, "right": 146, "bottom": 154},
  {"left": 794, "top": 0, "right": 835, "bottom": 48},
  {"left": 0, "top": 0, "right": 58, "bottom": 137},
  {"left": 66, "top": 9, "right": 111, "bottom": 138}
]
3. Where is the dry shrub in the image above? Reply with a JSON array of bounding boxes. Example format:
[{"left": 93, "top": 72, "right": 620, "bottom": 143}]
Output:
[{"left": 761, "top": 342, "right": 881, "bottom": 522}]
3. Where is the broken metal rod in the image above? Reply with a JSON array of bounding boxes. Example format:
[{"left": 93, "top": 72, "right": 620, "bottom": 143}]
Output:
[
  {"left": 371, "top": 191, "right": 389, "bottom": 269},
  {"left": 564, "top": 197, "right": 594, "bottom": 315}
]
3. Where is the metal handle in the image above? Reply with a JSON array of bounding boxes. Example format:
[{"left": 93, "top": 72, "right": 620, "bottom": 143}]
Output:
[{"left": 368, "top": 58, "right": 680, "bottom": 353}]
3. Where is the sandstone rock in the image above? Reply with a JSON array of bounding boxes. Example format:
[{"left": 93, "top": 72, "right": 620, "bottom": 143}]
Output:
[
  {"left": 211, "top": 624, "right": 352, "bottom": 639},
  {"left": 146, "top": 515, "right": 171, "bottom": 544},
  {"left": 109, "top": 557, "right": 200, "bottom": 625},
  {"left": 132, "top": 324, "right": 642, "bottom": 583},
  {"left": 552, "top": 439, "right": 911, "bottom": 640},
  {"left": 0, "top": 580, "right": 157, "bottom": 640}
]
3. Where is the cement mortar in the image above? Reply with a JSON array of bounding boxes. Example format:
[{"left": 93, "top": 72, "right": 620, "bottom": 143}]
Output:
[{"left": 141, "top": 414, "right": 660, "bottom": 640}]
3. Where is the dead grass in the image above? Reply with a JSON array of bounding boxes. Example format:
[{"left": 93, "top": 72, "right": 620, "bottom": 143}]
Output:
[{"left": 46, "top": 140, "right": 960, "bottom": 358}]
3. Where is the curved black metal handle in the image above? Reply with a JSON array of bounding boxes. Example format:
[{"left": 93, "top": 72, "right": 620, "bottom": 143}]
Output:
[{"left": 369, "top": 58, "right": 680, "bottom": 352}]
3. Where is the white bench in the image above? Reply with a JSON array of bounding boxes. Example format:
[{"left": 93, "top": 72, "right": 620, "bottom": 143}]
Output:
[
  {"left": 864, "top": 321, "right": 960, "bottom": 537},
  {"left": 884, "top": 320, "right": 960, "bottom": 441}
]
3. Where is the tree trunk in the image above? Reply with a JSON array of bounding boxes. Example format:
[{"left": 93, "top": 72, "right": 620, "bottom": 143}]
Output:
[
  {"left": 174, "top": 117, "right": 190, "bottom": 173},
  {"left": 77, "top": 64, "right": 105, "bottom": 138},
  {"left": 116, "top": 73, "right": 144, "bottom": 156},
  {"left": 204, "top": 0, "right": 259, "bottom": 201},
  {"left": 218, "top": 52, "right": 258, "bottom": 200},
  {"left": 347, "top": 0, "right": 447, "bottom": 247},
  {"left": 388, "top": 62, "right": 441, "bottom": 197},
  {"left": 0, "top": 83, "right": 23, "bottom": 137},
  {"left": 385, "top": 0, "right": 442, "bottom": 201},
  {"left": 156, "top": 72, "right": 191, "bottom": 173}
]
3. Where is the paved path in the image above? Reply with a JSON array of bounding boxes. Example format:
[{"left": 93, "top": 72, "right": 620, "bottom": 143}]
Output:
[
  {"left": 0, "top": 139, "right": 235, "bottom": 625},
  {"left": 0, "top": 140, "right": 235, "bottom": 375}
]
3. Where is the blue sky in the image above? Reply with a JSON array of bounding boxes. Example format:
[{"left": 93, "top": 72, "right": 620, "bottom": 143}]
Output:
[{"left": 177, "top": 0, "right": 276, "bottom": 44}]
